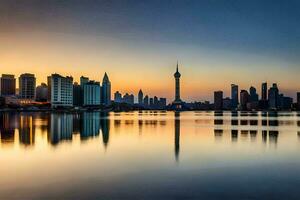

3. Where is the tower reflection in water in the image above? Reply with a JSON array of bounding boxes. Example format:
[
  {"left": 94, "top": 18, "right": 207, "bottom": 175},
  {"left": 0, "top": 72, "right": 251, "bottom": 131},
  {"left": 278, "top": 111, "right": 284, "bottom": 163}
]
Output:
[
  {"left": 100, "top": 112, "right": 110, "bottom": 148},
  {"left": 214, "top": 111, "right": 279, "bottom": 145},
  {"left": 174, "top": 111, "right": 180, "bottom": 162},
  {"left": 0, "top": 111, "right": 299, "bottom": 152}
]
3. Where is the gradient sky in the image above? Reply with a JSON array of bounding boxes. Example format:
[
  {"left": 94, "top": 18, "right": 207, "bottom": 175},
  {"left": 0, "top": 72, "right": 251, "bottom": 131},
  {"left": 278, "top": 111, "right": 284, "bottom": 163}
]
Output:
[{"left": 0, "top": 0, "right": 300, "bottom": 102}]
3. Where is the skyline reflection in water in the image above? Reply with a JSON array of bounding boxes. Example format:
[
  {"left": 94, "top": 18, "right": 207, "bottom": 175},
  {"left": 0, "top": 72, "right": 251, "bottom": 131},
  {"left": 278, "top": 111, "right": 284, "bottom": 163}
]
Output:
[{"left": 1, "top": 111, "right": 300, "bottom": 199}]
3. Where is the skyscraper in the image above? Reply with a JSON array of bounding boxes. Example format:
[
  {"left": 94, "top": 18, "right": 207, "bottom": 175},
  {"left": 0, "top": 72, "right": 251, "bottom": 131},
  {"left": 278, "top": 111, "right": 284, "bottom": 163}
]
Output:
[
  {"left": 214, "top": 91, "right": 223, "bottom": 110},
  {"left": 143, "top": 95, "right": 149, "bottom": 106},
  {"left": 268, "top": 83, "right": 279, "bottom": 110},
  {"left": 249, "top": 86, "right": 259, "bottom": 102},
  {"left": 80, "top": 76, "right": 89, "bottom": 86},
  {"left": 101, "top": 72, "right": 111, "bottom": 106},
  {"left": 173, "top": 62, "right": 182, "bottom": 103},
  {"left": 48, "top": 74, "right": 73, "bottom": 108},
  {"left": 83, "top": 81, "right": 101, "bottom": 106},
  {"left": 261, "top": 82, "right": 268, "bottom": 101},
  {"left": 19, "top": 73, "right": 36, "bottom": 99},
  {"left": 123, "top": 93, "right": 134, "bottom": 105},
  {"left": 138, "top": 89, "right": 143, "bottom": 105},
  {"left": 73, "top": 82, "right": 81, "bottom": 106},
  {"left": 231, "top": 84, "right": 238, "bottom": 109},
  {"left": 240, "top": 90, "right": 250, "bottom": 110},
  {"left": 114, "top": 91, "right": 122, "bottom": 103},
  {"left": 0, "top": 74, "right": 16, "bottom": 96},
  {"left": 297, "top": 92, "right": 300, "bottom": 110}
]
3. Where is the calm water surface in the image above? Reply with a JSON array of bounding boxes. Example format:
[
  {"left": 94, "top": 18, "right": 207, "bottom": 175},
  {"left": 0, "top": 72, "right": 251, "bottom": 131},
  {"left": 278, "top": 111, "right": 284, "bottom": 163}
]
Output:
[{"left": 1, "top": 111, "right": 300, "bottom": 199}]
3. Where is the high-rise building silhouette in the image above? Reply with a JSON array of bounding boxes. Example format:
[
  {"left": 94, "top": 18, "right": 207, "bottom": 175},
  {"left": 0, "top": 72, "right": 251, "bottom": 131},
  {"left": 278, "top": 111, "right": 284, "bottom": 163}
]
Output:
[
  {"left": 101, "top": 72, "right": 111, "bottom": 106},
  {"left": 214, "top": 91, "right": 223, "bottom": 110},
  {"left": 249, "top": 86, "right": 259, "bottom": 102},
  {"left": 268, "top": 83, "right": 279, "bottom": 110},
  {"left": 261, "top": 82, "right": 268, "bottom": 101},
  {"left": 123, "top": 93, "right": 134, "bottom": 105},
  {"left": 48, "top": 74, "right": 73, "bottom": 108},
  {"left": 36, "top": 83, "right": 48, "bottom": 102},
  {"left": 297, "top": 92, "right": 300, "bottom": 110},
  {"left": 73, "top": 82, "right": 81, "bottom": 106},
  {"left": 159, "top": 98, "right": 167, "bottom": 108},
  {"left": 231, "top": 84, "right": 239, "bottom": 109},
  {"left": 143, "top": 95, "right": 149, "bottom": 106},
  {"left": 149, "top": 97, "right": 154, "bottom": 106},
  {"left": 0, "top": 74, "right": 16, "bottom": 96},
  {"left": 240, "top": 90, "right": 250, "bottom": 110},
  {"left": 19, "top": 73, "right": 36, "bottom": 99},
  {"left": 154, "top": 96, "right": 159, "bottom": 106},
  {"left": 80, "top": 76, "right": 89, "bottom": 86},
  {"left": 278, "top": 94, "right": 293, "bottom": 110},
  {"left": 83, "top": 81, "right": 101, "bottom": 106},
  {"left": 138, "top": 89, "right": 143, "bottom": 105},
  {"left": 114, "top": 91, "right": 122, "bottom": 103}
]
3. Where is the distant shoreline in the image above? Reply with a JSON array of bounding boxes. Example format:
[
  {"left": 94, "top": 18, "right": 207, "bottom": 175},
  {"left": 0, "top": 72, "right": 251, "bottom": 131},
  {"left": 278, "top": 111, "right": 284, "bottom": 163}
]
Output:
[{"left": 0, "top": 108, "right": 298, "bottom": 113}]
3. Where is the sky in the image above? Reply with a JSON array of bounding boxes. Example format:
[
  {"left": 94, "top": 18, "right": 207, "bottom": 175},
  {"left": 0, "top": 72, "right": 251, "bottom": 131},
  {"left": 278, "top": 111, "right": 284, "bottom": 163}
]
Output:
[{"left": 0, "top": 0, "right": 300, "bottom": 102}]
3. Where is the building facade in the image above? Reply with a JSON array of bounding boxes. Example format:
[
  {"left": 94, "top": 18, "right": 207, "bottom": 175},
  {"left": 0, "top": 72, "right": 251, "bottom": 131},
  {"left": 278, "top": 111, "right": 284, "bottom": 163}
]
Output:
[
  {"left": 240, "top": 90, "right": 250, "bottom": 110},
  {"left": 297, "top": 92, "right": 300, "bottom": 110},
  {"left": 138, "top": 89, "right": 143, "bottom": 105},
  {"left": 19, "top": 73, "right": 36, "bottom": 99},
  {"left": 114, "top": 91, "right": 122, "bottom": 103},
  {"left": 83, "top": 81, "right": 101, "bottom": 106},
  {"left": 101, "top": 72, "right": 111, "bottom": 106},
  {"left": 268, "top": 83, "right": 279, "bottom": 110},
  {"left": 0, "top": 74, "right": 16, "bottom": 96},
  {"left": 249, "top": 86, "right": 259, "bottom": 102},
  {"left": 48, "top": 74, "right": 73, "bottom": 108},
  {"left": 73, "top": 82, "right": 82, "bottom": 106},
  {"left": 143, "top": 95, "right": 149, "bottom": 106},
  {"left": 261, "top": 82, "right": 268, "bottom": 101},
  {"left": 214, "top": 91, "right": 223, "bottom": 110},
  {"left": 231, "top": 84, "right": 238, "bottom": 109},
  {"left": 35, "top": 83, "right": 48, "bottom": 102}
]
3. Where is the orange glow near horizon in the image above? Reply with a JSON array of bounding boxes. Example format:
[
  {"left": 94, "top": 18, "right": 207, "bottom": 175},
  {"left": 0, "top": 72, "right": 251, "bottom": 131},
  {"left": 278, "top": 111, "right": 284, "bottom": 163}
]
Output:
[{"left": 1, "top": 32, "right": 299, "bottom": 102}]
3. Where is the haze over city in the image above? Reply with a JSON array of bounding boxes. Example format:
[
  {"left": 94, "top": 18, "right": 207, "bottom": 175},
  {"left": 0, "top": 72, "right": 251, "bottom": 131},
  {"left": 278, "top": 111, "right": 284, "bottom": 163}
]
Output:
[{"left": 1, "top": 0, "right": 300, "bottom": 101}]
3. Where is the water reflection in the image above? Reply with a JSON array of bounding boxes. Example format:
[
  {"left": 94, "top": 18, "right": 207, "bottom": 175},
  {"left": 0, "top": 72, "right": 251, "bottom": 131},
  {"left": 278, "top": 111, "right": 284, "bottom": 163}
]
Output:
[
  {"left": 0, "top": 111, "right": 299, "bottom": 150},
  {"left": 49, "top": 113, "right": 73, "bottom": 144},
  {"left": 212, "top": 111, "right": 299, "bottom": 145},
  {"left": 19, "top": 114, "right": 35, "bottom": 146},
  {"left": 101, "top": 112, "right": 110, "bottom": 148},
  {"left": 1, "top": 111, "right": 300, "bottom": 199},
  {"left": 174, "top": 112, "right": 180, "bottom": 162}
]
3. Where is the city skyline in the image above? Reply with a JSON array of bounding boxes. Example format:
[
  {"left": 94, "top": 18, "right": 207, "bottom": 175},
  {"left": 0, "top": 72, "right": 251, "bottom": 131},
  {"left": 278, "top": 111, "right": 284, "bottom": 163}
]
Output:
[
  {"left": 1, "top": 0, "right": 300, "bottom": 101},
  {"left": 0, "top": 69, "right": 298, "bottom": 104}
]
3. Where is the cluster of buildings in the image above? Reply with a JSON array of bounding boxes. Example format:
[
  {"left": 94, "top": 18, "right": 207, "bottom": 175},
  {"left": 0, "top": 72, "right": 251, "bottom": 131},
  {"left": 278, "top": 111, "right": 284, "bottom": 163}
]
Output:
[
  {"left": 214, "top": 83, "right": 298, "bottom": 111},
  {"left": 114, "top": 89, "right": 167, "bottom": 109},
  {"left": 0, "top": 72, "right": 166, "bottom": 110},
  {"left": 0, "top": 63, "right": 299, "bottom": 111},
  {"left": 0, "top": 73, "right": 112, "bottom": 108}
]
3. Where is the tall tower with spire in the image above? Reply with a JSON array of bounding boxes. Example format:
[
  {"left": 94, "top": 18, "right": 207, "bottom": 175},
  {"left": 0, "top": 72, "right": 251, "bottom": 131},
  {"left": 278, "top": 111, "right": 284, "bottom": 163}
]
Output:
[
  {"left": 173, "top": 62, "right": 182, "bottom": 103},
  {"left": 101, "top": 72, "right": 111, "bottom": 106}
]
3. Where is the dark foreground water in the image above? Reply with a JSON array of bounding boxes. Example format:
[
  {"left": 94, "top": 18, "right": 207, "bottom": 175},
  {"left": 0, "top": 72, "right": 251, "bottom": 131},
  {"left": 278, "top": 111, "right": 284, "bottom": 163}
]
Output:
[{"left": 1, "top": 111, "right": 300, "bottom": 200}]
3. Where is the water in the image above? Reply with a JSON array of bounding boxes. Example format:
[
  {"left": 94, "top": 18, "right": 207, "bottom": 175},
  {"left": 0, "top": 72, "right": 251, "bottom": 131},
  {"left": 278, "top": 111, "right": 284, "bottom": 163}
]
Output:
[{"left": 1, "top": 111, "right": 300, "bottom": 199}]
